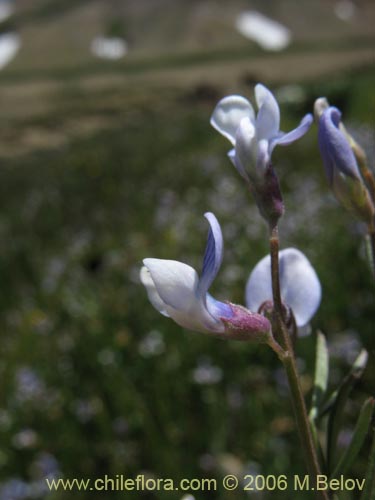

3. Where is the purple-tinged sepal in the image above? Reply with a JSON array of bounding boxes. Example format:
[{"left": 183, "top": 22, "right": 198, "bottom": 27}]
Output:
[
  {"left": 252, "top": 162, "right": 285, "bottom": 228},
  {"left": 220, "top": 303, "right": 272, "bottom": 342}
]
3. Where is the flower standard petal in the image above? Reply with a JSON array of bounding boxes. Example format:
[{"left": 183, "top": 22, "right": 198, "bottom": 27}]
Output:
[
  {"left": 198, "top": 212, "right": 224, "bottom": 298},
  {"left": 210, "top": 95, "right": 255, "bottom": 145},
  {"left": 245, "top": 253, "right": 273, "bottom": 314},
  {"left": 246, "top": 248, "right": 321, "bottom": 328},
  {"left": 255, "top": 83, "right": 280, "bottom": 140},
  {"left": 278, "top": 249, "right": 321, "bottom": 327},
  {"left": 194, "top": 213, "right": 235, "bottom": 327}
]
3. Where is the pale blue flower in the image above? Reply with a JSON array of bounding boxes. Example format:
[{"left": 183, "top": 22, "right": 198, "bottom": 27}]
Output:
[
  {"left": 246, "top": 248, "right": 321, "bottom": 328},
  {"left": 210, "top": 83, "right": 313, "bottom": 182},
  {"left": 141, "top": 213, "right": 271, "bottom": 338},
  {"left": 316, "top": 103, "right": 374, "bottom": 223},
  {"left": 140, "top": 213, "right": 231, "bottom": 333},
  {"left": 317, "top": 106, "right": 361, "bottom": 185}
]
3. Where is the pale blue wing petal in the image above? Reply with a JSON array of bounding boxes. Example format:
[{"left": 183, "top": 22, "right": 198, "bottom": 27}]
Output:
[
  {"left": 278, "top": 248, "right": 321, "bottom": 327},
  {"left": 210, "top": 95, "right": 255, "bottom": 145},
  {"left": 245, "top": 253, "right": 273, "bottom": 313},
  {"left": 198, "top": 212, "right": 224, "bottom": 298},
  {"left": 270, "top": 113, "right": 313, "bottom": 151},
  {"left": 255, "top": 84, "right": 280, "bottom": 140}
]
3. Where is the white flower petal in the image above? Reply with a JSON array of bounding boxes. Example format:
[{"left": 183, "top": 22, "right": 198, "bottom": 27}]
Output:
[
  {"left": 165, "top": 301, "right": 224, "bottom": 333},
  {"left": 278, "top": 249, "right": 321, "bottom": 327},
  {"left": 255, "top": 84, "right": 280, "bottom": 140},
  {"left": 210, "top": 95, "right": 255, "bottom": 145},
  {"left": 142, "top": 259, "right": 224, "bottom": 333},
  {"left": 140, "top": 266, "right": 170, "bottom": 317},
  {"left": 255, "top": 138, "right": 271, "bottom": 175},
  {"left": 245, "top": 254, "right": 273, "bottom": 313},
  {"left": 143, "top": 259, "right": 199, "bottom": 310},
  {"left": 246, "top": 248, "right": 321, "bottom": 327},
  {"left": 228, "top": 148, "right": 249, "bottom": 181},
  {"left": 233, "top": 117, "right": 258, "bottom": 175}
]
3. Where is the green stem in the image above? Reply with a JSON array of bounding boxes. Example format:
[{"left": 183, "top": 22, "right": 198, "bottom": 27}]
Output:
[{"left": 269, "top": 227, "right": 329, "bottom": 500}]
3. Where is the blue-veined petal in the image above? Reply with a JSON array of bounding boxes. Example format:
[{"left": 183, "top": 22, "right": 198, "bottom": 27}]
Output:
[
  {"left": 198, "top": 212, "right": 224, "bottom": 298},
  {"left": 255, "top": 84, "right": 280, "bottom": 140},
  {"left": 210, "top": 95, "right": 255, "bottom": 145},
  {"left": 246, "top": 248, "right": 321, "bottom": 328},
  {"left": 270, "top": 113, "right": 313, "bottom": 151},
  {"left": 318, "top": 107, "right": 361, "bottom": 181}
]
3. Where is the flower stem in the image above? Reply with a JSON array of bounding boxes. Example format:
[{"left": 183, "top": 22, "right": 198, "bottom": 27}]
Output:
[
  {"left": 269, "top": 226, "right": 329, "bottom": 500},
  {"left": 270, "top": 227, "right": 283, "bottom": 315}
]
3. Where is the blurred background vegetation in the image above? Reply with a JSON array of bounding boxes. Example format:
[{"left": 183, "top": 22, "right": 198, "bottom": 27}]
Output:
[{"left": 0, "top": 0, "right": 374, "bottom": 499}]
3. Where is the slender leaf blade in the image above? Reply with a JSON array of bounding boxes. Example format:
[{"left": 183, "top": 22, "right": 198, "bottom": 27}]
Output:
[
  {"left": 309, "top": 331, "right": 329, "bottom": 421},
  {"left": 332, "top": 397, "right": 374, "bottom": 478},
  {"left": 326, "top": 349, "right": 368, "bottom": 473}
]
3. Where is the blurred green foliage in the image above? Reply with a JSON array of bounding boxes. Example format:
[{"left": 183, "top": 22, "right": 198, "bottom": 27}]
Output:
[{"left": 0, "top": 49, "right": 374, "bottom": 500}]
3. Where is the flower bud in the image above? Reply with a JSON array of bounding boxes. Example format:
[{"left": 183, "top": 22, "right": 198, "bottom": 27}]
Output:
[{"left": 316, "top": 101, "right": 375, "bottom": 225}]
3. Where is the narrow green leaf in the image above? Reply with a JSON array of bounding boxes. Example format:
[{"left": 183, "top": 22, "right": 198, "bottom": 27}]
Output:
[
  {"left": 361, "top": 426, "right": 375, "bottom": 500},
  {"left": 309, "top": 331, "right": 329, "bottom": 421},
  {"left": 321, "top": 349, "right": 369, "bottom": 418},
  {"left": 326, "top": 349, "right": 368, "bottom": 474},
  {"left": 310, "top": 418, "right": 327, "bottom": 473},
  {"left": 332, "top": 397, "right": 374, "bottom": 478},
  {"left": 365, "top": 233, "right": 375, "bottom": 278}
]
